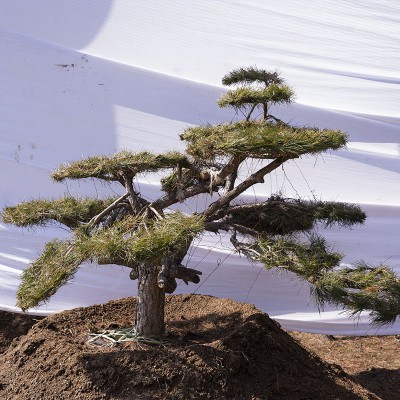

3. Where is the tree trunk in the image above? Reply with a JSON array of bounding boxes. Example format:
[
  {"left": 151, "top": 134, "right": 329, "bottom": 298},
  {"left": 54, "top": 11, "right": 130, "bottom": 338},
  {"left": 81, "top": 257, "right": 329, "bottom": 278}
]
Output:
[{"left": 135, "top": 265, "right": 165, "bottom": 337}]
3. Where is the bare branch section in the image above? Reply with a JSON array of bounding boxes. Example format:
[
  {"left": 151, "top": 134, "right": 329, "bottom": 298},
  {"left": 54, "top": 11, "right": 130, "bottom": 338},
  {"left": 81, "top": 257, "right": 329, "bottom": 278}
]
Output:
[
  {"left": 202, "top": 156, "right": 288, "bottom": 220},
  {"left": 152, "top": 182, "right": 210, "bottom": 210},
  {"left": 86, "top": 193, "right": 129, "bottom": 228},
  {"left": 157, "top": 260, "right": 202, "bottom": 293}
]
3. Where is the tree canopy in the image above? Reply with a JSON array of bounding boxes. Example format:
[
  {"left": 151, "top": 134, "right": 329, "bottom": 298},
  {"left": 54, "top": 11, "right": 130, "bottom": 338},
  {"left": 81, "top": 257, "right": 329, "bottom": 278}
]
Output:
[{"left": 3, "top": 66, "right": 399, "bottom": 336}]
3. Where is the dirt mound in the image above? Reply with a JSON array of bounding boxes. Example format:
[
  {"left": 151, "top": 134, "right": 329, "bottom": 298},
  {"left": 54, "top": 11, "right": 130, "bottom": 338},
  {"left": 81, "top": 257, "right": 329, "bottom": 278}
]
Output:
[{"left": 0, "top": 295, "right": 377, "bottom": 399}]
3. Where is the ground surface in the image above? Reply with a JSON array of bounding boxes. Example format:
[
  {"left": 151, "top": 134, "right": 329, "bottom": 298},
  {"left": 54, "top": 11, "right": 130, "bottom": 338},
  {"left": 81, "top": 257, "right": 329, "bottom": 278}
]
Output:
[{"left": 0, "top": 294, "right": 398, "bottom": 399}]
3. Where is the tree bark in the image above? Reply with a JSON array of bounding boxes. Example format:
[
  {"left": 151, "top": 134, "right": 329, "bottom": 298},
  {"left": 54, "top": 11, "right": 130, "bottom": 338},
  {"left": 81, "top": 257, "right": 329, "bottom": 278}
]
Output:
[{"left": 135, "top": 265, "right": 165, "bottom": 337}]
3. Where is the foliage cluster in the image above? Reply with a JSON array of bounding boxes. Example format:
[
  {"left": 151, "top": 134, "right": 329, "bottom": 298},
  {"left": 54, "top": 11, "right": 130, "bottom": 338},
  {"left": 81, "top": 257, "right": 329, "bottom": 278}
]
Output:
[
  {"left": 17, "top": 239, "right": 82, "bottom": 310},
  {"left": 181, "top": 121, "right": 347, "bottom": 160},
  {"left": 52, "top": 150, "right": 189, "bottom": 182},
  {"left": 221, "top": 66, "right": 283, "bottom": 86},
  {"left": 2, "top": 197, "right": 115, "bottom": 228},
  {"left": 217, "top": 85, "right": 294, "bottom": 109},
  {"left": 223, "top": 198, "right": 366, "bottom": 236}
]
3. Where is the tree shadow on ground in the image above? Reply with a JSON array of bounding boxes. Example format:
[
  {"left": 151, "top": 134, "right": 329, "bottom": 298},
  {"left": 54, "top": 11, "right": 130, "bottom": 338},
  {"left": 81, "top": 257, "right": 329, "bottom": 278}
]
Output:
[
  {"left": 0, "top": 311, "right": 43, "bottom": 353},
  {"left": 353, "top": 368, "right": 400, "bottom": 400},
  {"left": 79, "top": 310, "right": 373, "bottom": 399}
]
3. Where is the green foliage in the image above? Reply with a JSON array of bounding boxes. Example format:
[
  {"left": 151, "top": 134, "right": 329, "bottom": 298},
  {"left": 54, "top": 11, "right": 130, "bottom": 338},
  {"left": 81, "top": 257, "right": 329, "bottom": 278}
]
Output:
[
  {"left": 75, "top": 212, "right": 204, "bottom": 267},
  {"left": 313, "top": 201, "right": 367, "bottom": 227},
  {"left": 2, "top": 197, "right": 115, "bottom": 228},
  {"left": 217, "top": 85, "right": 294, "bottom": 109},
  {"left": 16, "top": 213, "right": 204, "bottom": 309},
  {"left": 128, "top": 212, "right": 204, "bottom": 263},
  {"left": 258, "top": 234, "right": 343, "bottom": 276},
  {"left": 181, "top": 121, "right": 347, "bottom": 161},
  {"left": 254, "top": 235, "right": 400, "bottom": 325},
  {"left": 17, "top": 240, "right": 83, "bottom": 310},
  {"left": 74, "top": 216, "right": 139, "bottom": 266},
  {"left": 222, "top": 67, "right": 283, "bottom": 86},
  {"left": 52, "top": 150, "right": 189, "bottom": 182},
  {"left": 312, "top": 262, "right": 400, "bottom": 325},
  {"left": 228, "top": 199, "right": 366, "bottom": 235}
]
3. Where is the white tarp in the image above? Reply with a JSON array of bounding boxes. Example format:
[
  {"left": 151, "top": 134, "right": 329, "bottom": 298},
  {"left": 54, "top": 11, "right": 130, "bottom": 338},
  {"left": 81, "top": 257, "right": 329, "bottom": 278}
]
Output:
[{"left": 0, "top": 1, "right": 399, "bottom": 335}]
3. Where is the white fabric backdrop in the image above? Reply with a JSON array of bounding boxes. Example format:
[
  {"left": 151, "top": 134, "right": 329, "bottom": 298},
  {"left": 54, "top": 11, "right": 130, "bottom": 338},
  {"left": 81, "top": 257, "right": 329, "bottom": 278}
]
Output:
[{"left": 0, "top": 1, "right": 399, "bottom": 335}]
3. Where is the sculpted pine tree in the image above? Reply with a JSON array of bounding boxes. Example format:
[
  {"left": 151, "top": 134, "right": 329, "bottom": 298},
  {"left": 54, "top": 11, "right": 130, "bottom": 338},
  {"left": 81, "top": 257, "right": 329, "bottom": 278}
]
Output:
[{"left": 3, "top": 67, "right": 400, "bottom": 337}]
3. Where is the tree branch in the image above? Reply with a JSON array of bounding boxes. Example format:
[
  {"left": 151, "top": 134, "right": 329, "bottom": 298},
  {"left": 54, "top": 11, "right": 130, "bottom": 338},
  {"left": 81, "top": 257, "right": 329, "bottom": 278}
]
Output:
[
  {"left": 122, "top": 174, "right": 149, "bottom": 214},
  {"left": 230, "top": 231, "right": 262, "bottom": 260},
  {"left": 172, "top": 265, "right": 202, "bottom": 284},
  {"left": 86, "top": 193, "right": 129, "bottom": 228},
  {"left": 246, "top": 103, "right": 257, "bottom": 121},
  {"left": 205, "top": 220, "right": 259, "bottom": 236},
  {"left": 151, "top": 183, "right": 210, "bottom": 210},
  {"left": 202, "top": 156, "right": 288, "bottom": 220}
]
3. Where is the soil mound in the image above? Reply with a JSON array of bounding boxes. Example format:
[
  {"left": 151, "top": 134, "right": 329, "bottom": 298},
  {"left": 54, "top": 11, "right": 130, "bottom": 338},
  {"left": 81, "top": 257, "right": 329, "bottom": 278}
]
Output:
[{"left": 0, "top": 295, "right": 377, "bottom": 399}]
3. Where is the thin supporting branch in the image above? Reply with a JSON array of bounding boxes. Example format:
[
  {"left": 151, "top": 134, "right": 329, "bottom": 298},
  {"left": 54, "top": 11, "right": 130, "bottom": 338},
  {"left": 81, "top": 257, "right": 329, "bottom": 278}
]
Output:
[
  {"left": 205, "top": 220, "right": 260, "bottom": 236},
  {"left": 151, "top": 183, "right": 209, "bottom": 210},
  {"left": 230, "top": 231, "right": 262, "bottom": 260},
  {"left": 86, "top": 193, "right": 129, "bottom": 228},
  {"left": 218, "top": 155, "right": 244, "bottom": 182},
  {"left": 122, "top": 174, "right": 149, "bottom": 214},
  {"left": 148, "top": 206, "right": 164, "bottom": 220},
  {"left": 246, "top": 103, "right": 257, "bottom": 121}
]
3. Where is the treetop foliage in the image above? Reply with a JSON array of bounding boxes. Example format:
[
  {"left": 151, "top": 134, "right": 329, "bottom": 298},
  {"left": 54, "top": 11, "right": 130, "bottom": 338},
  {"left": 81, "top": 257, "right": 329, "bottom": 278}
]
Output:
[{"left": 222, "top": 66, "right": 284, "bottom": 86}]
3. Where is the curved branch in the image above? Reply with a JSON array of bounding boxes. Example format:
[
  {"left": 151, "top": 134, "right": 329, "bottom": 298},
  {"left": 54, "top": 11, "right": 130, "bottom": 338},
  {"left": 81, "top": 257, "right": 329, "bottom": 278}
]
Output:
[
  {"left": 205, "top": 220, "right": 259, "bottom": 236},
  {"left": 122, "top": 174, "right": 149, "bottom": 214},
  {"left": 202, "top": 156, "right": 288, "bottom": 220},
  {"left": 86, "top": 193, "right": 129, "bottom": 228},
  {"left": 151, "top": 183, "right": 210, "bottom": 210},
  {"left": 246, "top": 103, "right": 257, "bottom": 121}
]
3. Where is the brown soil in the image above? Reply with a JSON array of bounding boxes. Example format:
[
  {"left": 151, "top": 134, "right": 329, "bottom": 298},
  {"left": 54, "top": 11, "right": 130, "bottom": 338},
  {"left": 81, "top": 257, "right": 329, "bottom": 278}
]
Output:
[
  {"left": 0, "top": 294, "right": 396, "bottom": 399},
  {"left": 290, "top": 332, "right": 400, "bottom": 400}
]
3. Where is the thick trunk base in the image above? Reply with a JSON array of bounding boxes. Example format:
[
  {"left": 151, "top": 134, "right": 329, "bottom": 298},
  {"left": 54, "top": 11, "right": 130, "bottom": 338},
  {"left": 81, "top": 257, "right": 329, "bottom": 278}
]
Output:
[{"left": 135, "top": 267, "right": 165, "bottom": 337}]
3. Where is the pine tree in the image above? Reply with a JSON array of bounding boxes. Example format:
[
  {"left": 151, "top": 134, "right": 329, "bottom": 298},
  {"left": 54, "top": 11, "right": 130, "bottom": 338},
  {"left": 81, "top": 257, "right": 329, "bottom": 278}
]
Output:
[{"left": 3, "top": 67, "right": 399, "bottom": 337}]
